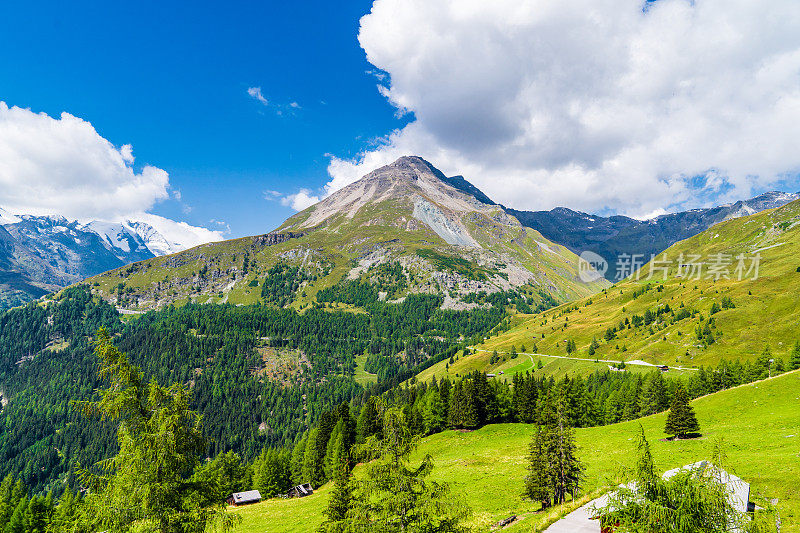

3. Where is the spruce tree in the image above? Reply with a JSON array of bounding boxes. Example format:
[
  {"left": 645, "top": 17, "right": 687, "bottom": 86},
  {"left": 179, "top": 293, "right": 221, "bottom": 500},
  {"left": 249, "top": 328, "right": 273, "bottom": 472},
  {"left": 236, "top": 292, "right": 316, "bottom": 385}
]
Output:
[
  {"left": 524, "top": 425, "right": 552, "bottom": 508},
  {"left": 639, "top": 372, "right": 669, "bottom": 416},
  {"left": 319, "top": 456, "right": 354, "bottom": 532},
  {"left": 447, "top": 381, "right": 464, "bottom": 429},
  {"left": 290, "top": 432, "right": 308, "bottom": 485},
  {"left": 524, "top": 388, "right": 584, "bottom": 508},
  {"left": 664, "top": 386, "right": 700, "bottom": 439},
  {"left": 302, "top": 428, "right": 324, "bottom": 487},
  {"left": 356, "top": 397, "right": 382, "bottom": 443}
]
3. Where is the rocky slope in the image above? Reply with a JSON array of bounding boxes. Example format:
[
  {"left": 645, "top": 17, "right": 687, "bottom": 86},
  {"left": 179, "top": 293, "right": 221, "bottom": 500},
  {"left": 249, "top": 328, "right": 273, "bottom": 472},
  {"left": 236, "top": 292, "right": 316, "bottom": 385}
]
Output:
[
  {"left": 0, "top": 213, "right": 188, "bottom": 309},
  {"left": 85, "top": 156, "right": 610, "bottom": 311}
]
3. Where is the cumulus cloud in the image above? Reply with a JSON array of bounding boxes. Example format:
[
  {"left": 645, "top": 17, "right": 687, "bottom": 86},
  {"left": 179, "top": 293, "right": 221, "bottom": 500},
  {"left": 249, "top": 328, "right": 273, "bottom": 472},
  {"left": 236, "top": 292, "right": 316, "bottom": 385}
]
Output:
[
  {"left": 0, "top": 102, "right": 172, "bottom": 220},
  {"left": 328, "top": 0, "right": 800, "bottom": 215},
  {"left": 281, "top": 189, "right": 320, "bottom": 211},
  {"left": 0, "top": 102, "right": 221, "bottom": 249}
]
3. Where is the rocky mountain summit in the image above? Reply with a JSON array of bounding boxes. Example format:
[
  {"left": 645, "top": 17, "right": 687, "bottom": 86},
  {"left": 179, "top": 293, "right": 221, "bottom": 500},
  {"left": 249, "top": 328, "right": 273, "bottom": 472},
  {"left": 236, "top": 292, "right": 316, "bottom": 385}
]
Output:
[{"left": 86, "top": 156, "right": 608, "bottom": 312}]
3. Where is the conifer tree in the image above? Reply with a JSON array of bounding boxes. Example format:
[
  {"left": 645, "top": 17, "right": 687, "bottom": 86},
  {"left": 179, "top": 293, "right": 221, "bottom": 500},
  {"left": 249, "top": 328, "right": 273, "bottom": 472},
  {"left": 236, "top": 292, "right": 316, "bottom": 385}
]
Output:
[
  {"left": 524, "top": 388, "right": 584, "bottom": 508},
  {"left": 319, "top": 455, "right": 354, "bottom": 532},
  {"left": 639, "top": 372, "right": 669, "bottom": 416},
  {"left": 253, "top": 448, "right": 290, "bottom": 498},
  {"left": 290, "top": 432, "right": 308, "bottom": 485},
  {"left": 790, "top": 341, "right": 800, "bottom": 370},
  {"left": 48, "top": 486, "right": 81, "bottom": 531},
  {"left": 356, "top": 397, "right": 382, "bottom": 444},
  {"left": 664, "top": 386, "right": 700, "bottom": 439},
  {"left": 302, "top": 428, "right": 324, "bottom": 487},
  {"left": 524, "top": 424, "right": 552, "bottom": 508},
  {"left": 460, "top": 380, "right": 480, "bottom": 429},
  {"left": 5, "top": 496, "right": 27, "bottom": 533},
  {"left": 594, "top": 426, "right": 746, "bottom": 532},
  {"left": 347, "top": 408, "right": 470, "bottom": 532},
  {"left": 74, "top": 328, "right": 232, "bottom": 532}
]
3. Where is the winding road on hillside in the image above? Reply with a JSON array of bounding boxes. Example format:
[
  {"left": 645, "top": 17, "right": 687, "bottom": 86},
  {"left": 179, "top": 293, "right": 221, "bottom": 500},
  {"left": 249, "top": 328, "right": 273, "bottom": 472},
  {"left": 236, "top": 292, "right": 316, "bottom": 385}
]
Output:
[{"left": 475, "top": 349, "right": 698, "bottom": 371}]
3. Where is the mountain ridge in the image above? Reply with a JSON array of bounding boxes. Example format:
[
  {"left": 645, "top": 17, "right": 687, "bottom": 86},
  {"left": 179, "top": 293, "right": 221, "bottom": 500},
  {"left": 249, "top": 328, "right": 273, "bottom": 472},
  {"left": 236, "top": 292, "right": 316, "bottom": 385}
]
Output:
[
  {"left": 84, "top": 156, "right": 609, "bottom": 312},
  {"left": 0, "top": 211, "right": 195, "bottom": 309}
]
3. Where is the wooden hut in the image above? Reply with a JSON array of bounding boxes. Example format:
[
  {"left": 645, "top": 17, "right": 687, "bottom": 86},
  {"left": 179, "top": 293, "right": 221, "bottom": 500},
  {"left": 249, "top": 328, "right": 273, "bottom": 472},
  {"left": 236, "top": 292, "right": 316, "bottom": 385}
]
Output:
[
  {"left": 227, "top": 490, "right": 262, "bottom": 506},
  {"left": 286, "top": 483, "right": 314, "bottom": 498}
]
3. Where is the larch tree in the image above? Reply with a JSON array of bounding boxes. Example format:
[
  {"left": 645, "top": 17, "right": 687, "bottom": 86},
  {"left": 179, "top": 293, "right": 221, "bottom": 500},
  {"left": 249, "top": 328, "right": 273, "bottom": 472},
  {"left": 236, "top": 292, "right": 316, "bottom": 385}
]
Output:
[{"left": 74, "top": 328, "right": 235, "bottom": 533}]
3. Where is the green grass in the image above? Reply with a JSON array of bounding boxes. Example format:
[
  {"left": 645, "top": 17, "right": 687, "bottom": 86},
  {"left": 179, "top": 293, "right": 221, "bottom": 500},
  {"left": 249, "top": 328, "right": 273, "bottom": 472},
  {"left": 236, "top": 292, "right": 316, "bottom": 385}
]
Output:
[
  {"left": 232, "top": 369, "right": 800, "bottom": 532},
  {"left": 353, "top": 353, "right": 378, "bottom": 385},
  {"left": 482, "top": 199, "right": 800, "bottom": 368},
  {"left": 413, "top": 348, "right": 693, "bottom": 385}
]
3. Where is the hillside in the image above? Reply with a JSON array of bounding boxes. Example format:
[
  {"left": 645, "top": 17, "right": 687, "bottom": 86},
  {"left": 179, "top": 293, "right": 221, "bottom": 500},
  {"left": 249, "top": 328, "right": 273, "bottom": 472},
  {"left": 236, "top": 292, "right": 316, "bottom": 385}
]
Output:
[
  {"left": 506, "top": 191, "right": 800, "bottom": 281},
  {"left": 230, "top": 369, "right": 800, "bottom": 532},
  {"left": 85, "top": 157, "right": 608, "bottom": 312},
  {"left": 467, "top": 198, "right": 800, "bottom": 369}
]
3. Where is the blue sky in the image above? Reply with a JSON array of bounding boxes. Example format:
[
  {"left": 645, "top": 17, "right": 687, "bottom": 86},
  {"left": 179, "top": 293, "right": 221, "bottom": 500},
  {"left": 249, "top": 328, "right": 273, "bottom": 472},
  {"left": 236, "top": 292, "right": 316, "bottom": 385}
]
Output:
[
  {"left": 0, "top": 0, "right": 407, "bottom": 237},
  {"left": 2, "top": 0, "right": 799, "bottom": 244}
]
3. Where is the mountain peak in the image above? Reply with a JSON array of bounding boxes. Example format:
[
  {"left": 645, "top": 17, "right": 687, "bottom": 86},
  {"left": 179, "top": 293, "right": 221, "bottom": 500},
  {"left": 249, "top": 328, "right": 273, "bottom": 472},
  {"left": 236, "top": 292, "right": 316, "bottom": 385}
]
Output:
[{"left": 289, "top": 156, "right": 497, "bottom": 231}]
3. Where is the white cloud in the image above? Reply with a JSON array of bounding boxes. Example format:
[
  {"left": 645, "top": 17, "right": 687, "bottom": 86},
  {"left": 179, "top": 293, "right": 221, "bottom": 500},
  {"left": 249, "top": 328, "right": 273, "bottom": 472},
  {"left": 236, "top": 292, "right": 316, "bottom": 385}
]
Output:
[
  {"left": 281, "top": 189, "right": 320, "bottom": 211},
  {"left": 247, "top": 86, "right": 269, "bottom": 105},
  {"left": 0, "top": 102, "right": 172, "bottom": 220},
  {"left": 263, "top": 189, "right": 282, "bottom": 200},
  {"left": 0, "top": 102, "right": 221, "bottom": 248},
  {"left": 132, "top": 212, "right": 225, "bottom": 250},
  {"left": 327, "top": 0, "right": 800, "bottom": 215}
]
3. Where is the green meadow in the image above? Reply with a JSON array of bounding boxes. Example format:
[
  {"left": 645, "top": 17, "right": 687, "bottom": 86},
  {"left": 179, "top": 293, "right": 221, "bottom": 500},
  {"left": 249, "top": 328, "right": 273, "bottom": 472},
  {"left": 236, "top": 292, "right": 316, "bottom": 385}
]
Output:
[{"left": 231, "top": 369, "right": 800, "bottom": 532}]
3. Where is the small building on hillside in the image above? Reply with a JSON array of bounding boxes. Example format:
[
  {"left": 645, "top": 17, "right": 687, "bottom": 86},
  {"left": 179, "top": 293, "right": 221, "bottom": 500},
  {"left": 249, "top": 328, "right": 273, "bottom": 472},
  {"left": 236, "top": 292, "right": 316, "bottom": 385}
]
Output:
[
  {"left": 227, "top": 490, "right": 262, "bottom": 506},
  {"left": 287, "top": 483, "right": 314, "bottom": 498}
]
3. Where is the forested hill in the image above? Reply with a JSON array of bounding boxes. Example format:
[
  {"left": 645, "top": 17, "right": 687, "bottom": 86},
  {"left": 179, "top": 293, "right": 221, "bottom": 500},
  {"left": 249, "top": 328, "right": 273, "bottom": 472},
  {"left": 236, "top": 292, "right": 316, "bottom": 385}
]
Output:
[{"left": 0, "top": 284, "right": 514, "bottom": 495}]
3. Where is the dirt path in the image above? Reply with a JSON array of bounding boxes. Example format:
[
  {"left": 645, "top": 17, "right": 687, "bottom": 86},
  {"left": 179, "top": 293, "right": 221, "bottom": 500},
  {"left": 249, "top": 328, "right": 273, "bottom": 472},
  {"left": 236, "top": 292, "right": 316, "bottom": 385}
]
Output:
[{"left": 475, "top": 349, "right": 697, "bottom": 371}]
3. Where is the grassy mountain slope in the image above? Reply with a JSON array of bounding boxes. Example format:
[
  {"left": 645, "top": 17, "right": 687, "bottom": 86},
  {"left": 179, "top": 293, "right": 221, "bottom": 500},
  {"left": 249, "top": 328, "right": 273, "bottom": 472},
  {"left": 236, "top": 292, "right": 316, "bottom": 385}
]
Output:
[
  {"left": 230, "top": 369, "right": 800, "bottom": 532},
  {"left": 85, "top": 157, "right": 607, "bottom": 312},
  {"left": 473, "top": 198, "right": 800, "bottom": 369}
]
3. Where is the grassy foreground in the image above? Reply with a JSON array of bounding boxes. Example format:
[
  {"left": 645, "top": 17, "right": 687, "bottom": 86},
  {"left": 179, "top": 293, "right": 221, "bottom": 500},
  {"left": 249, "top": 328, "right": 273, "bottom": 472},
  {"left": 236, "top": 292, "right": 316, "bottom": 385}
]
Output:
[{"left": 230, "top": 369, "right": 800, "bottom": 532}]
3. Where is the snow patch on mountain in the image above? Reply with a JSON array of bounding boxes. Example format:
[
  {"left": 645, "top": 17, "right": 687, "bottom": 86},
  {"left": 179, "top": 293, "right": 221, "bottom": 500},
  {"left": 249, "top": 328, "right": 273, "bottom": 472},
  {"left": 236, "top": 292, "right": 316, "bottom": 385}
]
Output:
[
  {"left": 0, "top": 207, "right": 20, "bottom": 224},
  {"left": 83, "top": 221, "right": 150, "bottom": 256}
]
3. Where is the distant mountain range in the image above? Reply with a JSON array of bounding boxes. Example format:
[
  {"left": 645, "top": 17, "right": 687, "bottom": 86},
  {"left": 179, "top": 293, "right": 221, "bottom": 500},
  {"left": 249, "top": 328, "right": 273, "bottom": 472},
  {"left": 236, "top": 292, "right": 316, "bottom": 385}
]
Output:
[
  {"left": 0, "top": 210, "right": 185, "bottom": 309},
  {"left": 3, "top": 157, "right": 798, "bottom": 310},
  {"left": 440, "top": 179, "right": 799, "bottom": 281}
]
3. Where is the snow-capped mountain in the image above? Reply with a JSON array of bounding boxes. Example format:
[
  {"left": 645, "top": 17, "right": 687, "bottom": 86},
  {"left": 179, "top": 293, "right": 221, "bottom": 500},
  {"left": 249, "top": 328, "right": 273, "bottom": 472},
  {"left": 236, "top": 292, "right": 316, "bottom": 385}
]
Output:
[
  {"left": 0, "top": 207, "right": 21, "bottom": 225},
  {"left": 0, "top": 209, "right": 193, "bottom": 309}
]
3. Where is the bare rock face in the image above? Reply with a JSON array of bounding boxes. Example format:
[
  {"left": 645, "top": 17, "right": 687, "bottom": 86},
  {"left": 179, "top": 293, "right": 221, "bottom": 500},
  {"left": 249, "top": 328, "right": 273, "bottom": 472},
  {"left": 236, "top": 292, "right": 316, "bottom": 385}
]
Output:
[{"left": 253, "top": 232, "right": 307, "bottom": 247}]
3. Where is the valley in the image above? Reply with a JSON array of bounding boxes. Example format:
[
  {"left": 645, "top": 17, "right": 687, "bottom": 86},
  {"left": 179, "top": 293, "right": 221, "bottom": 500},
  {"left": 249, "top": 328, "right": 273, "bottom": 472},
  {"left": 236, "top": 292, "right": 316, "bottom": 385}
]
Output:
[{"left": 0, "top": 157, "right": 797, "bottom": 531}]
